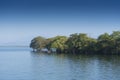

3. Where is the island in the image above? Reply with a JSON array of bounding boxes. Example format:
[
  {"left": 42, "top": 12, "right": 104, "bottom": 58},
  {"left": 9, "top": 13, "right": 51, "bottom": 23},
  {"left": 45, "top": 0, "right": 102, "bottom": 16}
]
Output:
[{"left": 30, "top": 31, "right": 120, "bottom": 55}]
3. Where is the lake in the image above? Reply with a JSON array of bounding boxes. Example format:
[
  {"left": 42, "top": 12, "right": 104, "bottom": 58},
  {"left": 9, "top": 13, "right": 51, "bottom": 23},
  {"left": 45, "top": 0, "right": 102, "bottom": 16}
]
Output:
[{"left": 0, "top": 47, "right": 120, "bottom": 80}]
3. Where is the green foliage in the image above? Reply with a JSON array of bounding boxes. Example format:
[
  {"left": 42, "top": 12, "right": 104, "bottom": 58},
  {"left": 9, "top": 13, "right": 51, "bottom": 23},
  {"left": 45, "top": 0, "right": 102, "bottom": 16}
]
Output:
[
  {"left": 30, "top": 31, "right": 120, "bottom": 54},
  {"left": 49, "top": 36, "right": 68, "bottom": 53},
  {"left": 110, "top": 31, "right": 120, "bottom": 39},
  {"left": 97, "top": 31, "right": 120, "bottom": 54},
  {"left": 30, "top": 36, "right": 46, "bottom": 51},
  {"left": 45, "top": 38, "right": 54, "bottom": 50},
  {"left": 97, "top": 33, "right": 112, "bottom": 54},
  {"left": 66, "top": 33, "right": 97, "bottom": 54},
  {"left": 110, "top": 31, "right": 120, "bottom": 54}
]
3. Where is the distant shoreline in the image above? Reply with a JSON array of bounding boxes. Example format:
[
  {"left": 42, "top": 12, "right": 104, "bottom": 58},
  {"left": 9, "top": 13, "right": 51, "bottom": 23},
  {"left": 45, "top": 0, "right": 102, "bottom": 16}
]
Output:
[{"left": 0, "top": 46, "right": 29, "bottom": 47}]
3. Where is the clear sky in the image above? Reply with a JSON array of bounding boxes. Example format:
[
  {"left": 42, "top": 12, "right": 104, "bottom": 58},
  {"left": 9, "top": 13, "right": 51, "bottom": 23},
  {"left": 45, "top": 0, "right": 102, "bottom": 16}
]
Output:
[{"left": 0, "top": 0, "right": 120, "bottom": 46}]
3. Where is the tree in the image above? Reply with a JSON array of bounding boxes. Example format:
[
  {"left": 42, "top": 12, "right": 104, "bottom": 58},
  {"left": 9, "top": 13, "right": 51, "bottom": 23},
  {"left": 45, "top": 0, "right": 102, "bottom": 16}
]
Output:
[
  {"left": 66, "top": 33, "right": 96, "bottom": 54},
  {"left": 97, "top": 33, "right": 113, "bottom": 54},
  {"left": 45, "top": 38, "right": 55, "bottom": 50},
  {"left": 30, "top": 36, "right": 46, "bottom": 51},
  {"left": 50, "top": 36, "right": 68, "bottom": 53},
  {"left": 110, "top": 31, "right": 120, "bottom": 39},
  {"left": 85, "top": 38, "right": 97, "bottom": 54},
  {"left": 109, "top": 31, "right": 120, "bottom": 54}
]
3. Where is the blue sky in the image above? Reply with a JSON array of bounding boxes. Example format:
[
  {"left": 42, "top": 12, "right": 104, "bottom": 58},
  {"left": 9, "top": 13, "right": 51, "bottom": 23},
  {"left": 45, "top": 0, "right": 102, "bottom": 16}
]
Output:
[{"left": 0, "top": 0, "right": 120, "bottom": 46}]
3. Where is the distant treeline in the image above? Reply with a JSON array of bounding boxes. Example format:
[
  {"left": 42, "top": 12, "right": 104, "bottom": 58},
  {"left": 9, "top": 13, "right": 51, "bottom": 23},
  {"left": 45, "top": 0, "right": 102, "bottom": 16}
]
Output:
[{"left": 30, "top": 31, "right": 120, "bottom": 54}]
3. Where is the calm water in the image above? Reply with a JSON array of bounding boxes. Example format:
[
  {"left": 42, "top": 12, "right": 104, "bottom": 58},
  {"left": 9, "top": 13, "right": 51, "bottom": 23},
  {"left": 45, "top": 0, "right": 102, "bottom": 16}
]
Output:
[{"left": 0, "top": 47, "right": 120, "bottom": 80}]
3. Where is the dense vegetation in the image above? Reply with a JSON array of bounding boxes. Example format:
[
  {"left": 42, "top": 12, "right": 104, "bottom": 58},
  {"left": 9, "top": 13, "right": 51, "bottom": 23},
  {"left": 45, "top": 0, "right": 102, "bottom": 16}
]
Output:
[{"left": 30, "top": 31, "right": 120, "bottom": 54}]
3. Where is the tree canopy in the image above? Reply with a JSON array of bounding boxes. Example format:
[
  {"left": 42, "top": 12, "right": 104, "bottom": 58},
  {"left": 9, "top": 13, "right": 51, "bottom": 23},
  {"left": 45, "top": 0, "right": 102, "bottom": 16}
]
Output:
[
  {"left": 30, "top": 36, "right": 46, "bottom": 51},
  {"left": 30, "top": 31, "right": 120, "bottom": 54}
]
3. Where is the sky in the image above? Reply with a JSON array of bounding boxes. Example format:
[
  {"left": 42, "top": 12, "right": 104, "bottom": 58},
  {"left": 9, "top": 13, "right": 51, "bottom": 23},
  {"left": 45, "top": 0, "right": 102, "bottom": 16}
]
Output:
[{"left": 0, "top": 0, "right": 120, "bottom": 46}]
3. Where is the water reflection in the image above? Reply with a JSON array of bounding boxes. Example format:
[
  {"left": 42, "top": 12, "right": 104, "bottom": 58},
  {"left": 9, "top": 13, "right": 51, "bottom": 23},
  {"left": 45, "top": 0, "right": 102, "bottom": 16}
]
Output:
[
  {"left": 30, "top": 52, "right": 120, "bottom": 80},
  {"left": 0, "top": 48, "right": 120, "bottom": 80}
]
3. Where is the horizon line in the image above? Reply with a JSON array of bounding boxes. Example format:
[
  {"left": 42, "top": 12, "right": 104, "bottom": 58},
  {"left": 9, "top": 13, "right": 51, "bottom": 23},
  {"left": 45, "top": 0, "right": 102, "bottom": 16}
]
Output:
[{"left": 0, "top": 45, "right": 29, "bottom": 47}]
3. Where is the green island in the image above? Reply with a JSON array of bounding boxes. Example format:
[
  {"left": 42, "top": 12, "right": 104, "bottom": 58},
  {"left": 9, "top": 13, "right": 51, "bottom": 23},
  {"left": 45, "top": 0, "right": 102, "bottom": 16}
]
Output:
[{"left": 30, "top": 31, "right": 120, "bottom": 55}]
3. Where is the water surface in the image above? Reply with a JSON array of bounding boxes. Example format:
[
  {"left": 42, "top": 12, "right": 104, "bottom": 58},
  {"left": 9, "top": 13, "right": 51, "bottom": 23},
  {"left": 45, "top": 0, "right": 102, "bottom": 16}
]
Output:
[{"left": 0, "top": 47, "right": 120, "bottom": 80}]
